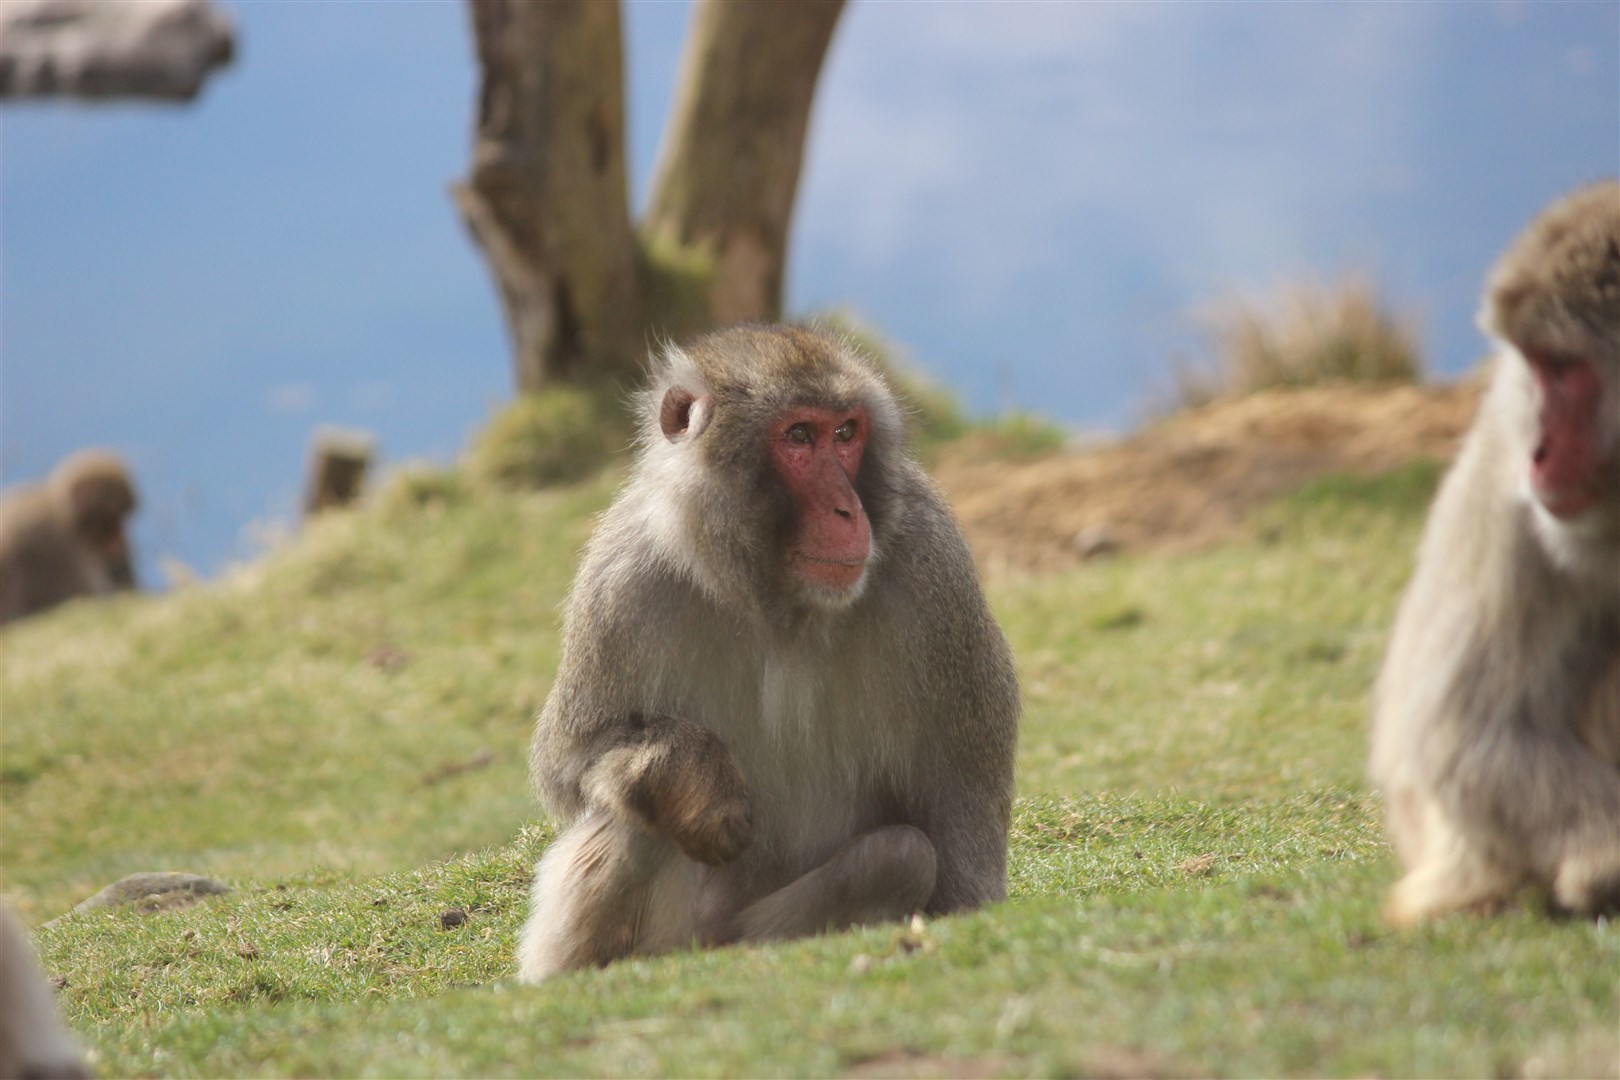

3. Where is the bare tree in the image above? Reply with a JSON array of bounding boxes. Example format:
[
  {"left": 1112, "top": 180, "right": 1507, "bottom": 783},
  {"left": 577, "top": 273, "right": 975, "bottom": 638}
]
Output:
[{"left": 456, "top": 0, "right": 846, "bottom": 394}]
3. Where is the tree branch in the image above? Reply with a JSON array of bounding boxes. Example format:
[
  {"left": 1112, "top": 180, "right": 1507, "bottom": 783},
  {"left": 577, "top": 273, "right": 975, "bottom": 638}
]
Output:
[{"left": 643, "top": 0, "right": 845, "bottom": 325}]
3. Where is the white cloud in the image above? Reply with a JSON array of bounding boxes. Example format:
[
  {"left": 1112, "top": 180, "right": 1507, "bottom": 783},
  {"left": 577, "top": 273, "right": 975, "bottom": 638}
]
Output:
[
  {"left": 1565, "top": 45, "right": 1596, "bottom": 77},
  {"left": 799, "top": 2, "right": 1442, "bottom": 308},
  {"left": 265, "top": 382, "right": 317, "bottom": 414},
  {"left": 350, "top": 380, "right": 395, "bottom": 413},
  {"left": 1493, "top": 0, "right": 1530, "bottom": 27}
]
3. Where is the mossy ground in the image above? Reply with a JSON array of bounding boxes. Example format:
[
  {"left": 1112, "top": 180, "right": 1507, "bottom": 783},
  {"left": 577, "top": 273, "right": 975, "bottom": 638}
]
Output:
[{"left": 2, "top": 457, "right": 1614, "bottom": 1077}]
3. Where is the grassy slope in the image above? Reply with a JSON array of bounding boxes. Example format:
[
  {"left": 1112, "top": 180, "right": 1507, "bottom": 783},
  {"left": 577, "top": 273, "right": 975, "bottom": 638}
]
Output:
[{"left": 1, "top": 460, "right": 1614, "bottom": 1078}]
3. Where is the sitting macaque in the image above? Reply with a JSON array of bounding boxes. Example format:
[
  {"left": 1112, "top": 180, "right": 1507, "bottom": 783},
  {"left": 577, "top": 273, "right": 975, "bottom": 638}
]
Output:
[
  {"left": 517, "top": 325, "right": 1021, "bottom": 980},
  {"left": 1372, "top": 180, "right": 1620, "bottom": 923},
  {"left": 0, "top": 450, "right": 138, "bottom": 625}
]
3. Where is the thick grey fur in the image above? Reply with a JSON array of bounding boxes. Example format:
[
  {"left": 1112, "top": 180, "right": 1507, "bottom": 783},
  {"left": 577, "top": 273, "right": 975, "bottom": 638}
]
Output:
[
  {"left": 1372, "top": 181, "right": 1620, "bottom": 923},
  {"left": 517, "top": 325, "right": 1020, "bottom": 979}
]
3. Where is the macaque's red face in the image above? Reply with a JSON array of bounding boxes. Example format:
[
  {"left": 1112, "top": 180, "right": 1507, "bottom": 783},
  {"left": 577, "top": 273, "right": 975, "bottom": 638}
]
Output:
[
  {"left": 769, "top": 405, "right": 871, "bottom": 592},
  {"left": 1523, "top": 349, "right": 1609, "bottom": 521}
]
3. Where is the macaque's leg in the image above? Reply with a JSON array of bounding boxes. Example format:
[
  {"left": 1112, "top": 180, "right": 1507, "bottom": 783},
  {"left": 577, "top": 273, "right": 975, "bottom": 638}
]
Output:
[
  {"left": 733, "top": 825, "right": 937, "bottom": 943},
  {"left": 516, "top": 811, "right": 701, "bottom": 981},
  {"left": 1387, "top": 806, "right": 1526, "bottom": 926}
]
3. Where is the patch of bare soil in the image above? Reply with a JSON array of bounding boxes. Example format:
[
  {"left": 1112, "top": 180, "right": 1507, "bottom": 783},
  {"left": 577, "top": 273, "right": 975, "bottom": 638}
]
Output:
[
  {"left": 936, "top": 378, "right": 1484, "bottom": 572},
  {"left": 841, "top": 1046, "right": 1199, "bottom": 1079},
  {"left": 842, "top": 1052, "right": 1012, "bottom": 1079}
]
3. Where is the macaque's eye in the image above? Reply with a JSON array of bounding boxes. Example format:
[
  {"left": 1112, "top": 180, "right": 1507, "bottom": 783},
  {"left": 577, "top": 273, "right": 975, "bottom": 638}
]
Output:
[
  {"left": 834, "top": 420, "right": 857, "bottom": 443},
  {"left": 786, "top": 423, "right": 813, "bottom": 445}
]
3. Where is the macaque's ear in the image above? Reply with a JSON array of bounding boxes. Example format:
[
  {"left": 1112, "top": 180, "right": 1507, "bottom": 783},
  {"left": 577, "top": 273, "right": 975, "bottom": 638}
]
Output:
[{"left": 660, "top": 387, "right": 711, "bottom": 442}]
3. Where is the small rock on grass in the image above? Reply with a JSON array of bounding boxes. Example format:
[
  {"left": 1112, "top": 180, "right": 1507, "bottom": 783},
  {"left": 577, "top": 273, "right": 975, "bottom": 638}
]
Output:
[{"left": 51, "top": 872, "right": 231, "bottom": 924}]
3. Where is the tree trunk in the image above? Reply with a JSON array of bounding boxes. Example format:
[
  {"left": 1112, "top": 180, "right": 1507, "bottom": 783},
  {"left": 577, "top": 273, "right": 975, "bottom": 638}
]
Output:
[
  {"left": 643, "top": 0, "right": 845, "bottom": 326},
  {"left": 454, "top": 0, "right": 643, "bottom": 392}
]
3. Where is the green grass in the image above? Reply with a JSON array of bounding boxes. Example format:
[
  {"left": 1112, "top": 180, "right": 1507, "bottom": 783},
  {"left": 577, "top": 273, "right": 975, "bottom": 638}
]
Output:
[
  {"left": 3, "top": 457, "right": 1615, "bottom": 1077},
  {"left": 1, "top": 476, "right": 613, "bottom": 918},
  {"left": 1015, "top": 462, "right": 1445, "bottom": 800}
]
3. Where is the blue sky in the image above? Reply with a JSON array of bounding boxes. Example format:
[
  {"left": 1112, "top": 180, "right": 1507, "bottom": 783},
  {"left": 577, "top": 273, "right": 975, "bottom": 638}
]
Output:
[{"left": 3, "top": 0, "right": 1616, "bottom": 583}]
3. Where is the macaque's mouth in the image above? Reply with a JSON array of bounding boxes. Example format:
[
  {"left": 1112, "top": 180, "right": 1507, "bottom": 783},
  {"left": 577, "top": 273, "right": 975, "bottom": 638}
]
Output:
[
  {"left": 1530, "top": 476, "right": 1600, "bottom": 519},
  {"left": 1529, "top": 447, "right": 1600, "bottom": 518},
  {"left": 1529, "top": 434, "right": 1605, "bottom": 518},
  {"left": 790, "top": 550, "right": 868, "bottom": 589}
]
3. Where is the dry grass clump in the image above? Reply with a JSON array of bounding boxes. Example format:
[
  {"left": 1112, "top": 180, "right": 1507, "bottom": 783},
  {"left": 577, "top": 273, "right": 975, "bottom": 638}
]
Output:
[{"left": 1171, "top": 277, "right": 1423, "bottom": 409}]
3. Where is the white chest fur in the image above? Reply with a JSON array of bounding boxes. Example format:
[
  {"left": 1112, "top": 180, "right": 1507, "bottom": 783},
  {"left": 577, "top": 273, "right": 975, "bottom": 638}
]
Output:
[{"left": 647, "top": 620, "right": 913, "bottom": 861}]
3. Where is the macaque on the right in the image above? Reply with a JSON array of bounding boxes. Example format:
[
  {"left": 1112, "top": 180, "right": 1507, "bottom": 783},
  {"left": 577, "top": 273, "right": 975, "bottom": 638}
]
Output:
[{"left": 1372, "top": 180, "right": 1620, "bottom": 925}]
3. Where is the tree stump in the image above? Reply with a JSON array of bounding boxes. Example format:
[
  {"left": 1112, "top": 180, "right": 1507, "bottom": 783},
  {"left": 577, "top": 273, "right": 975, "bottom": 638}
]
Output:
[{"left": 303, "top": 428, "right": 375, "bottom": 517}]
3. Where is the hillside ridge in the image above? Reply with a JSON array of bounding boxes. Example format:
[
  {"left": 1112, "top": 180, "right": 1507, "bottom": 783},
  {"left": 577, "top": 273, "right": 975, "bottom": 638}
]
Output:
[{"left": 935, "top": 378, "right": 1484, "bottom": 570}]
